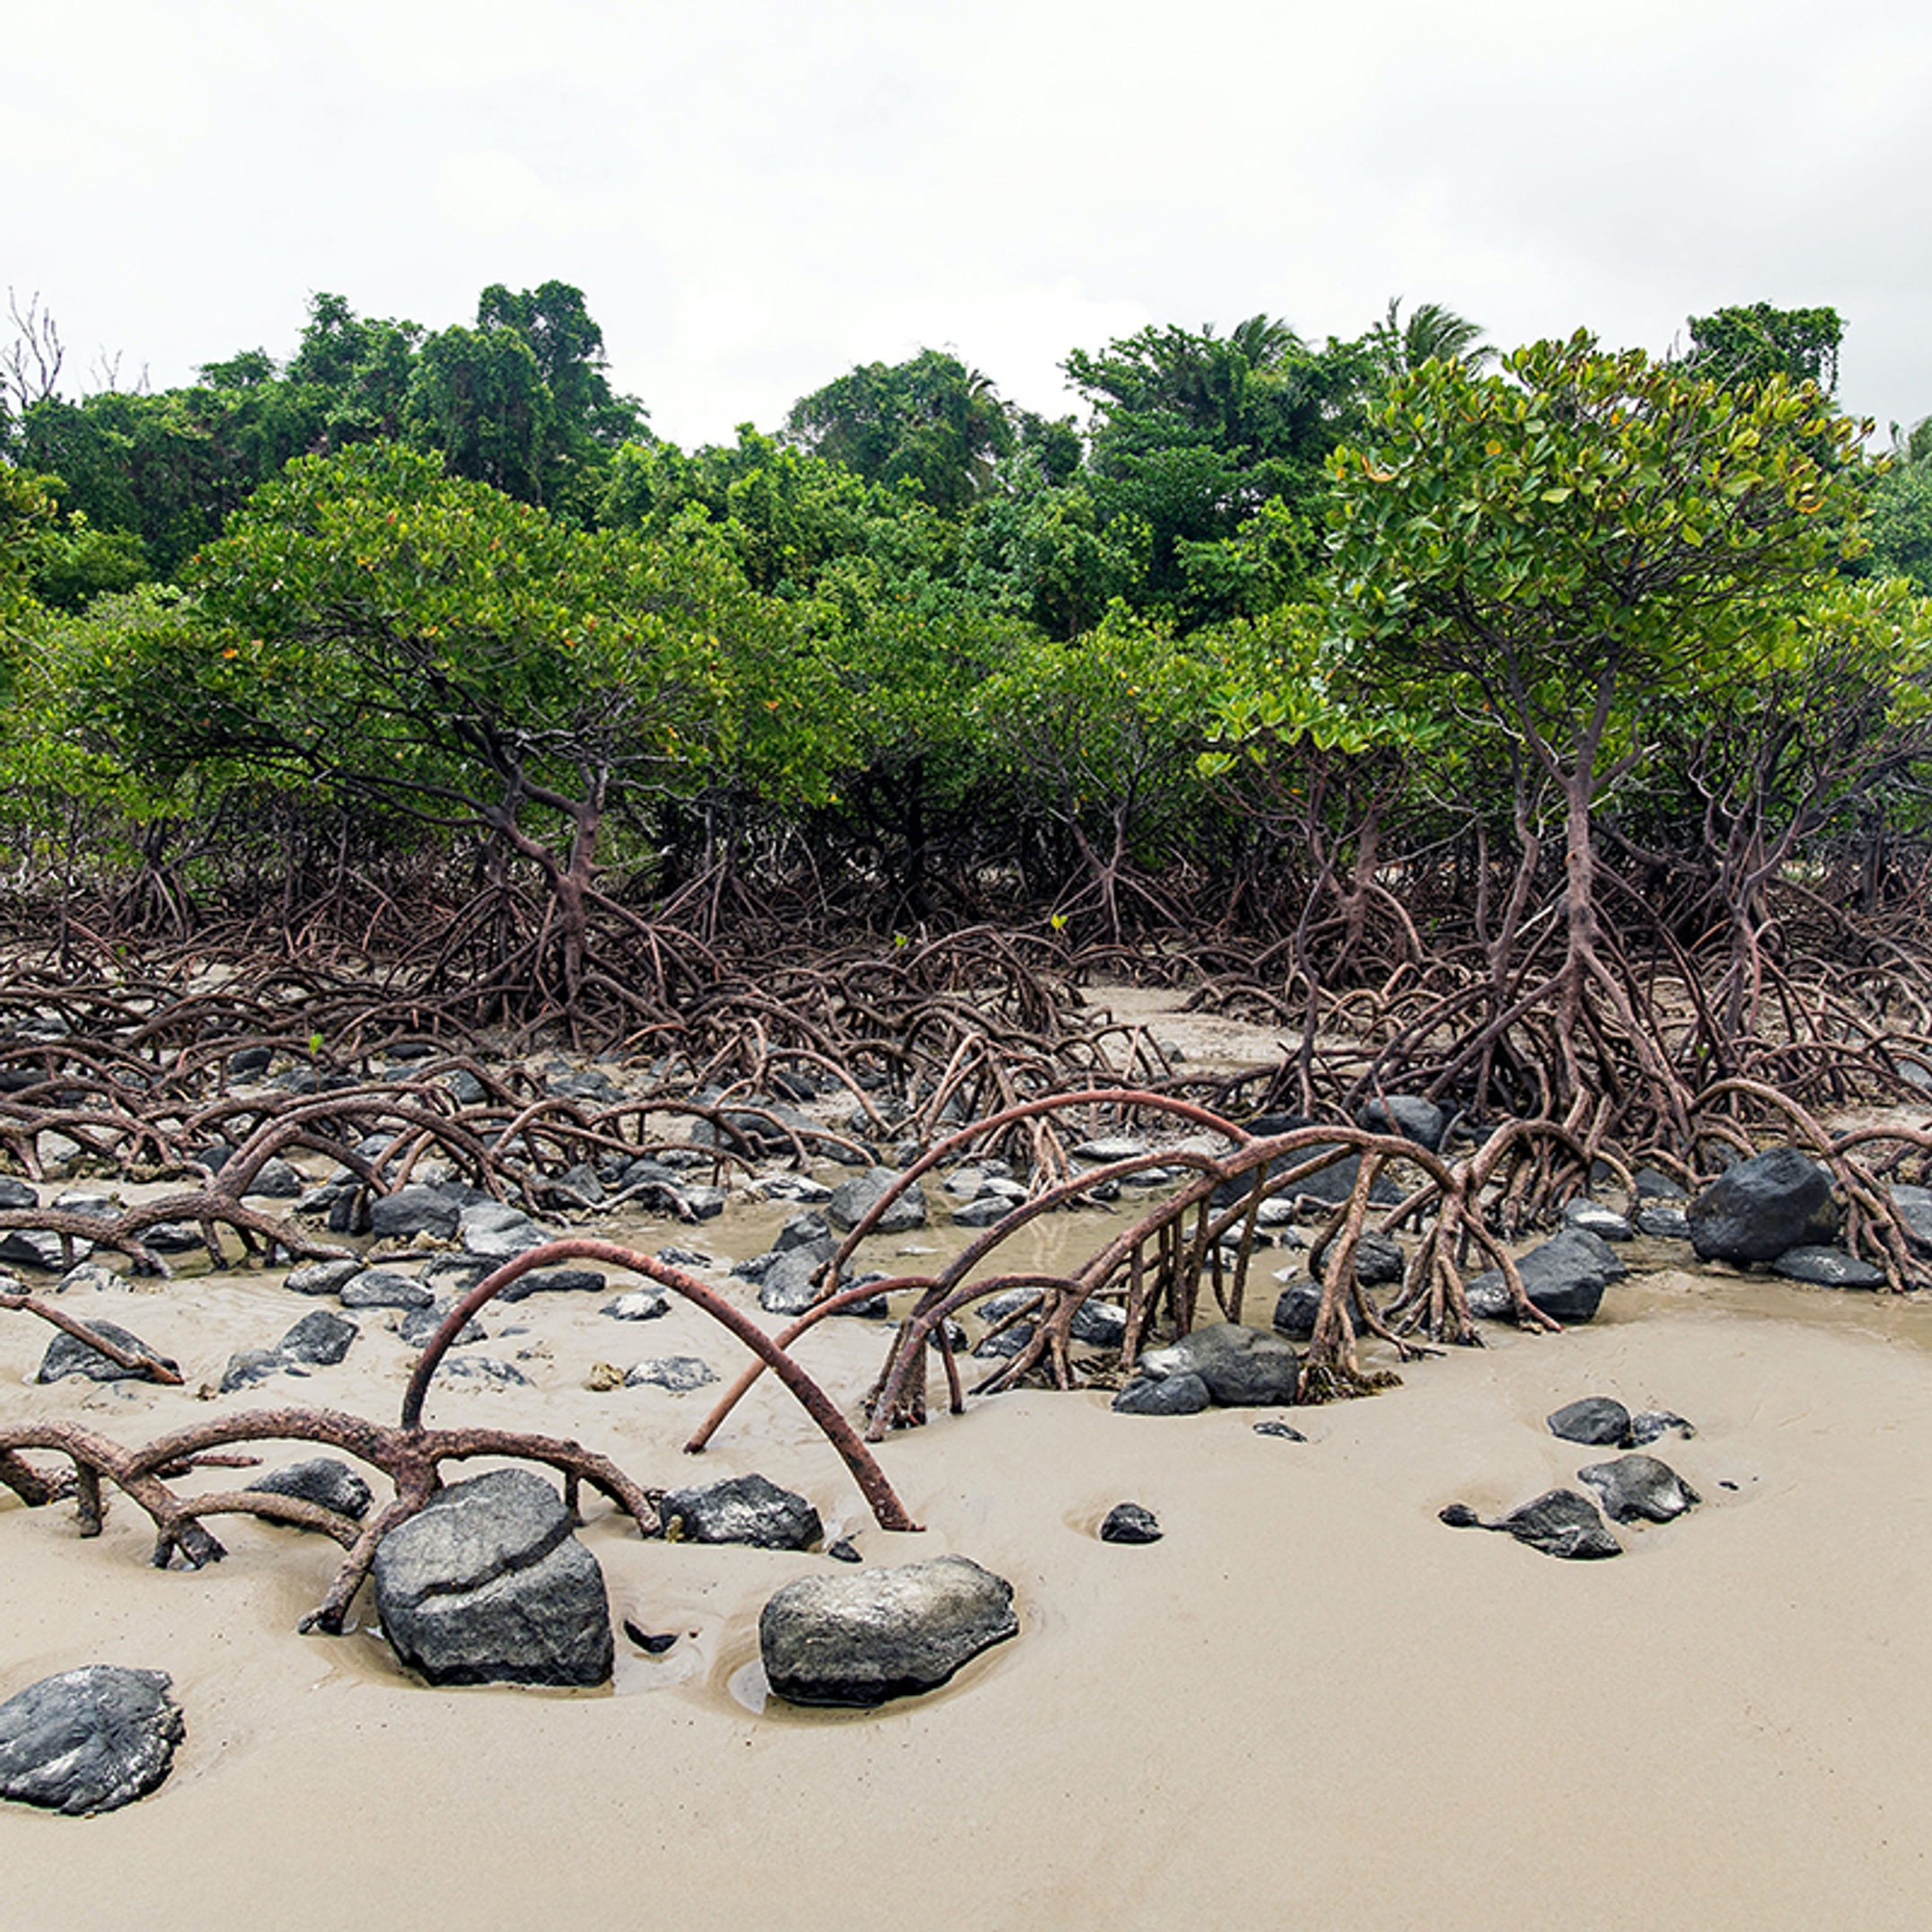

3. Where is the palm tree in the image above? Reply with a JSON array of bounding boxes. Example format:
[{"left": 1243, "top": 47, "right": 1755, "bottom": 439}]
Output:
[{"left": 1372, "top": 298, "right": 1493, "bottom": 379}]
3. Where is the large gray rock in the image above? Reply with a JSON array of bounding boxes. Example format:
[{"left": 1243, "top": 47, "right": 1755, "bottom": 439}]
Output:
[
  {"left": 284, "top": 1257, "right": 361, "bottom": 1297},
  {"left": 1688, "top": 1147, "right": 1837, "bottom": 1264},
  {"left": 757, "top": 1243, "right": 835, "bottom": 1316},
  {"left": 1465, "top": 1228, "right": 1625, "bottom": 1323},
  {"left": 1357, "top": 1095, "right": 1446, "bottom": 1150},
  {"left": 1444, "top": 1489, "right": 1622, "bottom": 1559},
  {"left": 243, "top": 1158, "right": 304, "bottom": 1199},
  {"left": 760, "top": 1555, "right": 1017, "bottom": 1707},
  {"left": 0, "top": 1666, "right": 184, "bottom": 1814},
  {"left": 1137, "top": 1322, "right": 1300, "bottom": 1406},
  {"left": 35, "top": 1319, "right": 177, "bottom": 1384},
  {"left": 248, "top": 1457, "right": 373, "bottom": 1522},
  {"left": 368, "top": 1184, "right": 461, "bottom": 1241},
  {"left": 372, "top": 1470, "right": 612, "bottom": 1688},
  {"left": 340, "top": 1269, "right": 433, "bottom": 1311},
  {"left": 827, "top": 1168, "right": 927, "bottom": 1235},
  {"left": 661, "top": 1473, "right": 821, "bottom": 1550},
  {"left": 459, "top": 1202, "right": 557, "bottom": 1262},
  {"left": 1271, "top": 1278, "right": 1323, "bottom": 1341},
  {"left": 1577, "top": 1454, "right": 1699, "bottom": 1524}
]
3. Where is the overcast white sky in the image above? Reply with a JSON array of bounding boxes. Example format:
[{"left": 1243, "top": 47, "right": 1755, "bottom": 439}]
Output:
[{"left": 7, "top": 0, "right": 1928, "bottom": 446}]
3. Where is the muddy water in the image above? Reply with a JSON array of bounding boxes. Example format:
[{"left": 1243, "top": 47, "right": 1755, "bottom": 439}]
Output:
[{"left": 7, "top": 1138, "right": 1932, "bottom": 1928}]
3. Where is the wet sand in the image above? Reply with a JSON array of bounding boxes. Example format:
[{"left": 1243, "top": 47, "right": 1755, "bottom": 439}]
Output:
[{"left": 5, "top": 999, "right": 1932, "bottom": 1929}]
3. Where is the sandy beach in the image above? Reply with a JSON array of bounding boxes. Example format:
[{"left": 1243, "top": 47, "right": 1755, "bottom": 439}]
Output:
[{"left": 6, "top": 1194, "right": 1932, "bottom": 1932}]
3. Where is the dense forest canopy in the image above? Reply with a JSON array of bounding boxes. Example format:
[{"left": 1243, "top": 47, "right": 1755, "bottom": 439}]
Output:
[{"left": 2, "top": 279, "right": 1929, "bottom": 1009}]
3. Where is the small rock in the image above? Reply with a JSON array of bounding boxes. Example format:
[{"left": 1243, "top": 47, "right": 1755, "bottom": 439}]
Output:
[
  {"left": 143, "top": 1223, "right": 205, "bottom": 1254},
  {"left": 584, "top": 1362, "right": 626, "bottom": 1392},
  {"left": 340, "top": 1269, "right": 433, "bottom": 1311},
  {"left": 1270, "top": 1278, "right": 1323, "bottom": 1341},
  {"left": 601, "top": 1290, "right": 670, "bottom": 1322},
  {"left": 661, "top": 1473, "right": 821, "bottom": 1550},
  {"left": 1547, "top": 1396, "right": 1632, "bottom": 1446},
  {"left": 759, "top": 1556, "right": 1018, "bottom": 1708},
  {"left": 496, "top": 1266, "right": 606, "bottom": 1304},
  {"left": 437, "top": 1356, "right": 531, "bottom": 1388},
  {"left": 284, "top": 1258, "right": 361, "bottom": 1297},
  {"left": 775, "top": 1212, "right": 830, "bottom": 1253},
  {"left": 0, "top": 1178, "right": 39, "bottom": 1209},
  {"left": 220, "top": 1348, "right": 284, "bottom": 1392},
  {"left": 1312, "top": 1232, "right": 1404, "bottom": 1287},
  {"left": 1634, "top": 1203, "right": 1691, "bottom": 1240},
  {"left": 1253, "top": 1418, "right": 1307, "bottom": 1441},
  {"left": 243, "top": 1159, "right": 304, "bottom": 1199},
  {"left": 757, "top": 1245, "right": 835, "bottom": 1316},
  {"left": 247, "top": 1457, "right": 373, "bottom": 1521},
  {"left": 827, "top": 1538, "right": 862, "bottom": 1564},
  {"left": 368, "top": 1184, "right": 461, "bottom": 1242},
  {"left": 1577, "top": 1454, "right": 1700, "bottom": 1524},
  {"left": 57, "top": 1261, "right": 122, "bottom": 1295},
  {"left": 952, "top": 1196, "right": 1014, "bottom": 1228},
  {"left": 278, "top": 1309, "right": 357, "bottom": 1366},
  {"left": 1562, "top": 1199, "right": 1633, "bottom": 1242},
  {"left": 827, "top": 1167, "right": 927, "bottom": 1235},
  {"left": 0, "top": 1666, "right": 184, "bottom": 1814},
  {"left": 459, "top": 1201, "right": 556, "bottom": 1261},
  {"left": 654, "top": 1246, "right": 712, "bottom": 1271},
  {"left": 399, "top": 1300, "right": 485, "bottom": 1348},
  {"left": 1626, "top": 1409, "right": 1695, "bottom": 1446},
  {"left": 625, "top": 1357, "right": 718, "bottom": 1393},
  {"left": 1100, "top": 1502, "right": 1162, "bottom": 1544},
  {"left": 1072, "top": 1137, "right": 1149, "bottom": 1163},
  {"left": 1357, "top": 1095, "right": 1445, "bottom": 1149},
  {"left": 1496, "top": 1489, "right": 1622, "bottom": 1559}
]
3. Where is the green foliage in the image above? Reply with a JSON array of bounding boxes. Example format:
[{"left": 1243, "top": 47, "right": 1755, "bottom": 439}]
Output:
[
  {"left": 1866, "top": 450, "right": 1932, "bottom": 593},
  {"left": 784, "top": 350, "right": 1014, "bottom": 515},
  {"left": 1687, "top": 303, "right": 1844, "bottom": 394}
]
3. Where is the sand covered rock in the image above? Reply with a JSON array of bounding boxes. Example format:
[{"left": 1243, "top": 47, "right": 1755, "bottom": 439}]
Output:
[
  {"left": 1136, "top": 1322, "right": 1300, "bottom": 1406},
  {"left": 661, "top": 1473, "right": 821, "bottom": 1550},
  {"left": 0, "top": 1666, "right": 184, "bottom": 1814},
  {"left": 1443, "top": 1489, "right": 1622, "bottom": 1559},
  {"left": 247, "top": 1457, "right": 373, "bottom": 1522},
  {"left": 373, "top": 1470, "right": 612, "bottom": 1688},
  {"left": 35, "top": 1319, "right": 177, "bottom": 1385},
  {"left": 1547, "top": 1396, "right": 1632, "bottom": 1445},
  {"left": 367, "top": 1184, "right": 461, "bottom": 1241},
  {"left": 760, "top": 1555, "right": 1017, "bottom": 1707},
  {"left": 1688, "top": 1147, "right": 1837, "bottom": 1263}
]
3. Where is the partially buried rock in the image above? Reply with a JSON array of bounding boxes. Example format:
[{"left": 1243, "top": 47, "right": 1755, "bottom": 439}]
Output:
[
  {"left": 625, "top": 1357, "right": 717, "bottom": 1393},
  {"left": 1100, "top": 1502, "right": 1162, "bottom": 1544},
  {"left": 1136, "top": 1322, "right": 1300, "bottom": 1407},
  {"left": 1625, "top": 1409, "right": 1695, "bottom": 1447},
  {"left": 759, "top": 1555, "right": 1018, "bottom": 1708},
  {"left": 36, "top": 1319, "right": 177, "bottom": 1385},
  {"left": 437, "top": 1356, "right": 530, "bottom": 1388},
  {"left": 1771, "top": 1245, "right": 1885, "bottom": 1289},
  {"left": 661, "top": 1473, "right": 821, "bottom": 1550},
  {"left": 1253, "top": 1418, "right": 1306, "bottom": 1441},
  {"left": 1547, "top": 1396, "right": 1632, "bottom": 1446},
  {"left": 1562, "top": 1199, "right": 1633, "bottom": 1242},
  {"left": 459, "top": 1201, "right": 556, "bottom": 1262},
  {"left": 1312, "top": 1231, "right": 1404, "bottom": 1287},
  {"left": 1111, "top": 1372, "right": 1210, "bottom": 1416},
  {"left": 247, "top": 1457, "right": 373, "bottom": 1522},
  {"left": 757, "top": 1243, "right": 835, "bottom": 1317},
  {"left": 373, "top": 1469, "right": 612, "bottom": 1687},
  {"left": 1270, "top": 1278, "right": 1323, "bottom": 1342},
  {"left": 0, "top": 1666, "right": 184, "bottom": 1814},
  {"left": 1441, "top": 1489, "right": 1622, "bottom": 1559},
  {"left": 220, "top": 1348, "right": 283, "bottom": 1392},
  {"left": 495, "top": 1266, "right": 605, "bottom": 1304},
  {"left": 1357, "top": 1095, "right": 1445, "bottom": 1150},
  {"left": 1687, "top": 1146, "right": 1838, "bottom": 1264},
  {"left": 1577, "top": 1453, "right": 1699, "bottom": 1524},
  {"left": 368, "top": 1184, "right": 461, "bottom": 1242}
]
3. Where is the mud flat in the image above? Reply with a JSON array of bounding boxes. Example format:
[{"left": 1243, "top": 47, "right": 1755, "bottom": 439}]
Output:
[{"left": 4, "top": 1227, "right": 1932, "bottom": 1932}]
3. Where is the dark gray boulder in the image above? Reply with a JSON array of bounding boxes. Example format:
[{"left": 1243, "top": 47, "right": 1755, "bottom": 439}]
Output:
[
  {"left": 36, "top": 1320, "right": 178, "bottom": 1385},
  {"left": 776, "top": 1211, "right": 830, "bottom": 1252},
  {"left": 459, "top": 1201, "right": 556, "bottom": 1261},
  {"left": 1212, "top": 1140, "right": 1401, "bottom": 1215},
  {"left": 1578, "top": 1454, "right": 1700, "bottom": 1524},
  {"left": 368, "top": 1184, "right": 461, "bottom": 1242},
  {"left": 827, "top": 1167, "right": 927, "bottom": 1235},
  {"left": 1634, "top": 1203, "right": 1692, "bottom": 1240},
  {"left": 1465, "top": 1228, "right": 1625, "bottom": 1323},
  {"left": 952, "top": 1196, "right": 1014, "bottom": 1228},
  {"left": 0, "top": 1177, "right": 38, "bottom": 1209},
  {"left": 243, "top": 1159, "right": 304, "bottom": 1199},
  {"left": 340, "top": 1269, "right": 433, "bottom": 1311},
  {"left": 759, "top": 1555, "right": 1017, "bottom": 1707},
  {"left": 1889, "top": 1184, "right": 1932, "bottom": 1258},
  {"left": 1137, "top": 1322, "right": 1300, "bottom": 1406},
  {"left": 399, "top": 1300, "right": 485, "bottom": 1348},
  {"left": 1312, "top": 1232, "right": 1404, "bottom": 1287},
  {"left": 661, "top": 1473, "right": 821, "bottom": 1550},
  {"left": 1688, "top": 1147, "right": 1837, "bottom": 1264},
  {"left": 248, "top": 1457, "right": 373, "bottom": 1522},
  {"left": 278, "top": 1308, "right": 357, "bottom": 1366},
  {"left": 0, "top": 1666, "right": 184, "bottom": 1814},
  {"left": 1771, "top": 1245, "right": 1886, "bottom": 1289},
  {"left": 372, "top": 1469, "right": 612, "bottom": 1687},
  {"left": 1547, "top": 1396, "right": 1632, "bottom": 1446},
  {"left": 1111, "top": 1371, "right": 1210, "bottom": 1416},
  {"left": 1444, "top": 1489, "right": 1622, "bottom": 1559},
  {"left": 1357, "top": 1095, "right": 1445, "bottom": 1149},
  {"left": 284, "top": 1257, "right": 361, "bottom": 1297},
  {"left": 1100, "top": 1502, "right": 1162, "bottom": 1544}
]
